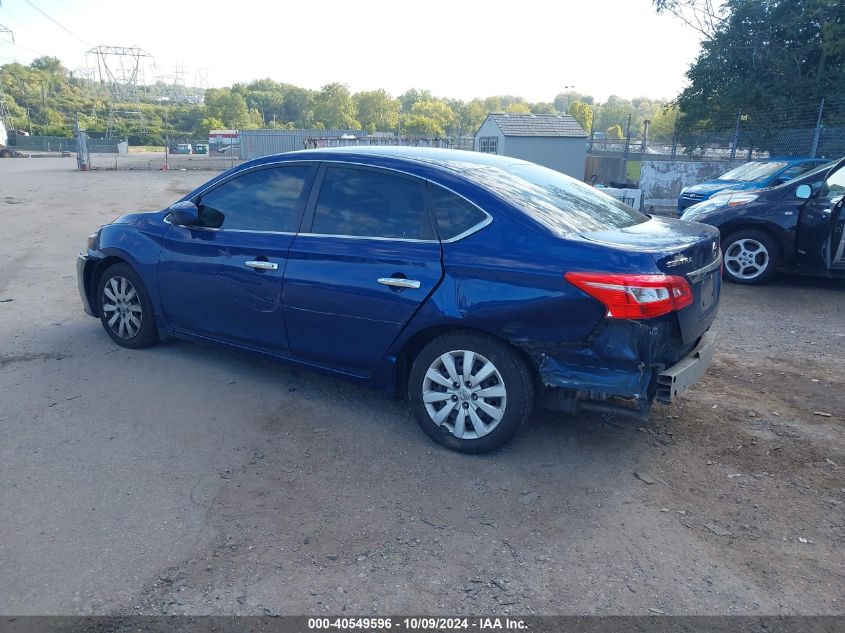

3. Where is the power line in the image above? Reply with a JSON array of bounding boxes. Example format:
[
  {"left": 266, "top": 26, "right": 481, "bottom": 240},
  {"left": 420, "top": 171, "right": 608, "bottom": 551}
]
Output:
[{"left": 22, "top": 0, "right": 88, "bottom": 46}]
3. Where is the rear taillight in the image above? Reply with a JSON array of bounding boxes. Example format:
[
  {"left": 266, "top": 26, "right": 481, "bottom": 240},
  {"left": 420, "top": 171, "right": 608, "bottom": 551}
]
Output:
[{"left": 565, "top": 272, "right": 693, "bottom": 319}]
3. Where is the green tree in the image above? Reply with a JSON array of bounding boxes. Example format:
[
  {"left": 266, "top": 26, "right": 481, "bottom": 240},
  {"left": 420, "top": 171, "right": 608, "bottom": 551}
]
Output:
[
  {"left": 354, "top": 89, "right": 400, "bottom": 134},
  {"left": 30, "top": 56, "right": 65, "bottom": 74},
  {"left": 313, "top": 82, "right": 359, "bottom": 129},
  {"left": 653, "top": 0, "right": 724, "bottom": 40},
  {"left": 204, "top": 88, "right": 253, "bottom": 128},
  {"left": 280, "top": 84, "right": 315, "bottom": 127},
  {"left": 554, "top": 91, "right": 594, "bottom": 112},
  {"left": 673, "top": 0, "right": 845, "bottom": 143},
  {"left": 531, "top": 102, "right": 557, "bottom": 114},
  {"left": 648, "top": 105, "right": 680, "bottom": 141},
  {"left": 457, "top": 99, "right": 487, "bottom": 136},
  {"left": 606, "top": 124, "right": 624, "bottom": 139},
  {"left": 595, "top": 95, "right": 632, "bottom": 132},
  {"left": 505, "top": 102, "right": 532, "bottom": 114},
  {"left": 198, "top": 117, "right": 225, "bottom": 135},
  {"left": 233, "top": 78, "right": 285, "bottom": 125},
  {"left": 398, "top": 88, "right": 433, "bottom": 113},
  {"left": 402, "top": 113, "right": 441, "bottom": 135},
  {"left": 568, "top": 101, "right": 594, "bottom": 132},
  {"left": 405, "top": 99, "right": 456, "bottom": 136}
]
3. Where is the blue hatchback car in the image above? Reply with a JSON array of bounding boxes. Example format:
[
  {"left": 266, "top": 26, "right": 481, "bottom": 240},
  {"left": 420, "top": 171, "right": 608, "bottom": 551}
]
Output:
[
  {"left": 77, "top": 147, "right": 721, "bottom": 452},
  {"left": 678, "top": 158, "right": 827, "bottom": 212}
]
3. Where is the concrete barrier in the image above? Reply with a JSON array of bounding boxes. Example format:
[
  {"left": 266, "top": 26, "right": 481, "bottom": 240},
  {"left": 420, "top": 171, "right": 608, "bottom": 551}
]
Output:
[{"left": 639, "top": 159, "right": 741, "bottom": 212}]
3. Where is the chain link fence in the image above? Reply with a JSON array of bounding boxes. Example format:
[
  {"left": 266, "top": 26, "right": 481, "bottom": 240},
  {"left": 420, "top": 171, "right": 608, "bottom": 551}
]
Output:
[{"left": 589, "top": 96, "right": 845, "bottom": 161}]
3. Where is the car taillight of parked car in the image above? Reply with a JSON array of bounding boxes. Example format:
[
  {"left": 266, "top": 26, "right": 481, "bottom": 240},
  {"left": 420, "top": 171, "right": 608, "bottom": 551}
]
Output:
[{"left": 565, "top": 272, "right": 693, "bottom": 319}]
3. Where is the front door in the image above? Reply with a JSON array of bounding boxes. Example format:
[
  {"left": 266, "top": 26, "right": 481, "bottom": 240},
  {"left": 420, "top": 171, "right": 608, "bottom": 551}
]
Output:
[
  {"left": 158, "top": 163, "right": 316, "bottom": 353},
  {"left": 283, "top": 164, "right": 443, "bottom": 374},
  {"left": 796, "top": 160, "right": 845, "bottom": 269}
]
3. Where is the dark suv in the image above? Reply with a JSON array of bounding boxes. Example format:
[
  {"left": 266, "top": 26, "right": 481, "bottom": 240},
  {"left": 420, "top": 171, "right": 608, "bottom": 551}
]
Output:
[{"left": 682, "top": 158, "right": 845, "bottom": 284}]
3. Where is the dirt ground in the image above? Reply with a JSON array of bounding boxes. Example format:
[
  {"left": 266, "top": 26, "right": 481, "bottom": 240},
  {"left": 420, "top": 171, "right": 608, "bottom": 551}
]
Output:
[{"left": 0, "top": 157, "right": 843, "bottom": 616}]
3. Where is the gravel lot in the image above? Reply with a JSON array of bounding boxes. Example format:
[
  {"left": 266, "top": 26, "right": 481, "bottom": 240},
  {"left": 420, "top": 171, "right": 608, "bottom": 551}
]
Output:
[{"left": 1, "top": 158, "right": 843, "bottom": 616}]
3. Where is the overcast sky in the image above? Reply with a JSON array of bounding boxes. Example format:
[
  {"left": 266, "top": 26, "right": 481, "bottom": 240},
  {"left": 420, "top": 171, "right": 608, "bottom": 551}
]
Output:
[{"left": 0, "top": 0, "right": 705, "bottom": 103}]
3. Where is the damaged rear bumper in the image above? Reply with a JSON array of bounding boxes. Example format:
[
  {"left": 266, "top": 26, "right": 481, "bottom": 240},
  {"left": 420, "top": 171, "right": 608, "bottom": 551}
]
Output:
[
  {"left": 655, "top": 331, "right": 715, "bottom": 403},
  {"left": 527, "top": 317, "right": 716, "bottom": 415}
]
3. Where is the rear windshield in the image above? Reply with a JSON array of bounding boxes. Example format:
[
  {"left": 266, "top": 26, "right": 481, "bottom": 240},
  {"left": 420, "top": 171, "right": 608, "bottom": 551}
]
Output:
[
  {"left": 720, "top": 161, "right": 788, "bottom": 182},
  {"left": 462, "top": 163, "right": 647, "bottom": 235}
]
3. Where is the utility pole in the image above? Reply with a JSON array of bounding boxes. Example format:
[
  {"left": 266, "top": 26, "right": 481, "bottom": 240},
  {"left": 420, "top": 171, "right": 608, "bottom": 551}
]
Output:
[
  {"left": 730, "top": 109, "right": 741, "bottom": 160},
  {"left": 562, "top": 84, "right": 575, "bottom": 114},
  {"left": 74, "top": 112, "right": 89, "bottom": 171},
  {"left": 623, "top": 113, "right": 632, "bottom": 161},
  {"left": 163, "top": 104, "right": 169, "bottom": 170},
  {"left": 810, "top": 97, "right": 825, "bottom": 158}
]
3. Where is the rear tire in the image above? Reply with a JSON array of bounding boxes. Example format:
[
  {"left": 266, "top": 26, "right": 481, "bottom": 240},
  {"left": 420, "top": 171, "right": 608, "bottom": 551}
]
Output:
[
  {"left": 408, "top": 331, "right": 534, "bottom": 453},
  {"left": 722, "top": 229, "right": 779, "bottom": 285},
  {"left": 95, "top": 263, "right": 158, "bottom": 349}
]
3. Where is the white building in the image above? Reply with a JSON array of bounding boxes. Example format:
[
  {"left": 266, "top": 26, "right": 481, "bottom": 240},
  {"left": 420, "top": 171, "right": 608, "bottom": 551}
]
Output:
[{"left": 474, "top": 113, "right": 588, "bottom": 179}]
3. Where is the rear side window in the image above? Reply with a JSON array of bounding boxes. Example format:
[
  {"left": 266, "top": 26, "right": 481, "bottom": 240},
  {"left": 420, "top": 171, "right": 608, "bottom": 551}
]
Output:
[
  {"left": 311, "top": 167, "right": 432, "bottom": 239},
  {"left": 464, "top": 163, "right": 646, "bottom": 235},
  {"left": 429, "top": 184, "right": 487, "bottom": 240},
  {"left": 198, "top": 165, "right": 312, "bottom": 232}
]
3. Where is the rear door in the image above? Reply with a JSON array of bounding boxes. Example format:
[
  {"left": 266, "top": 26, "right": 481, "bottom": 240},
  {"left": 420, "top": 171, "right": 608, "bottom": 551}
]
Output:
[
  {"left": 158, "top": 163, "right": 316, "bottom": 352},
  {"left": 796, "top": 160, "right": 845, "bottom": 269},
  {"left": 283, "top": 164, "right": 443, "bottom": 374}
]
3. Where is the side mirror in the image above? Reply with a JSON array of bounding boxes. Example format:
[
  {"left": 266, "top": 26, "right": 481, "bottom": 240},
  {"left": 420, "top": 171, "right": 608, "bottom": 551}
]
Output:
[
  {"left": 795, "top": 184, "right": 812, "bottom": 200},
  {"left": 168, "top": 200, "right": 199, "bottom": 226}
]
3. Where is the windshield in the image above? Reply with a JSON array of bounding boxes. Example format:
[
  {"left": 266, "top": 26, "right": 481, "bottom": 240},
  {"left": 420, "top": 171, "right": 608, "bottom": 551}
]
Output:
[
  {"left": 719, "top": 161, "right": 788, "bottom": 182},
  {"left": 780, "top": 160, "right": 837, "bottom": 187},
  {"left": 461, "top": 162, "right": 647, "bottom": 235}
]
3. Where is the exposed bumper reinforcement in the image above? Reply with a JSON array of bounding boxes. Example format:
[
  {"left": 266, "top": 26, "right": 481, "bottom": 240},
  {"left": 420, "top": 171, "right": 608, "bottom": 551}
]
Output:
[
  {"left": 655, "top": 331, "right": 716, "bottom": 404},
  {"left": 77, "top": 254, "right": 95, "bottom": 317}
]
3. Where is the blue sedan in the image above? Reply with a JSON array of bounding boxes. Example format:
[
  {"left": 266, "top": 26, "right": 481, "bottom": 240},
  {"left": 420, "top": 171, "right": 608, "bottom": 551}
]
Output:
[
  {"left": 678, "top": 158, "right": 827, "bottom": 212},
  {"left": 77, "top": 147, "right": 721, "bottom": 452}
]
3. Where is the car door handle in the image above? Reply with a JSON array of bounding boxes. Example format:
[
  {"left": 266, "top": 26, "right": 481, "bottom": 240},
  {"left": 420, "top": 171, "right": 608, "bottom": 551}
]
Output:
[
  {"left": 245, "top": 260, "right": 278, "bottom": 271},
  {"left": 377, "top": 277, "right": 421, "bottom": 289}
]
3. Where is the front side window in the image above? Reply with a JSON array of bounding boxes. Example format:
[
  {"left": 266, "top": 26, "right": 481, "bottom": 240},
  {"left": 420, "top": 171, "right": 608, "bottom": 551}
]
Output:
[
  {"left": 197, "top": 165, "right": 312, "bottom": 231},
  {"left": 464, "top": 162, "right": 647, "bottom": 235},
  {"left": 429, "top": 184, "right": 488, "bottom": 240},
  {"left": 311, "top": 167, "right": 432, "bottom": 239}
]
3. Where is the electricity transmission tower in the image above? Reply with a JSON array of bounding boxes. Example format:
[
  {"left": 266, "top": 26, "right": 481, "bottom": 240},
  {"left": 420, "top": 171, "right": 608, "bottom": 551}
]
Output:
[
  {"left": 86, "top": 45, "right": 151, "bottom": 138},
  {"left": 195, "top": 68, "right": 209, "bottom": 91}
]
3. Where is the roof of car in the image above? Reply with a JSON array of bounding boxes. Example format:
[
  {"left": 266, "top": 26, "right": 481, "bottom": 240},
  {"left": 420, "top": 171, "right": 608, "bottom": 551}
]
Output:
[{"left": 245, "top": 145, "right": 533, "bottom": 172}]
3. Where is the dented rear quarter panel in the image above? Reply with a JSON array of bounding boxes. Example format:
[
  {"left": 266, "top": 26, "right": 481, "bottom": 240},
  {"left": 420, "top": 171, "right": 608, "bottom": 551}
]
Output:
[{"left": 387, "top": 197, "right": 690, "bottom": 402}]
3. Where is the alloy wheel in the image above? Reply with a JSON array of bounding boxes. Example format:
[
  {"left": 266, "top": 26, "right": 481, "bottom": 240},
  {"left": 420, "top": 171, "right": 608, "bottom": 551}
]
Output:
[
  {"left": 724, "top": 238, "right": 770, "bottom": 280},
  {"left": 422, "top": 350, "right": 507, "bottom": 439},
  {"left": 102, "top": 276, "right": 143, "bottom": 339}
]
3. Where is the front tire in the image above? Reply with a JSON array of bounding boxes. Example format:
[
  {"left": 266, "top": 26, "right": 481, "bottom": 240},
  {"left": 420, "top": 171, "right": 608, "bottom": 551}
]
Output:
[
  {"left": 96, "top": 263, "right": 158, "bottom": 348},
  {"left": 408, "top": 331, "right": 534, "bottom": 453},
  {"left": 722, "top": 229, "right": 779, "bottom": 285}
]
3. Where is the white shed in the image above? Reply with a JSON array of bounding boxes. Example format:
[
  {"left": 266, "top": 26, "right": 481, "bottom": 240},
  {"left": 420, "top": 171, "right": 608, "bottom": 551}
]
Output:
[{"left": 473, "top": 113, "right": 587, "bottom": 179}]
